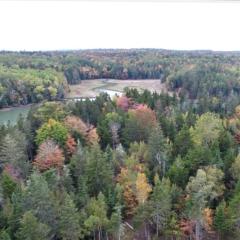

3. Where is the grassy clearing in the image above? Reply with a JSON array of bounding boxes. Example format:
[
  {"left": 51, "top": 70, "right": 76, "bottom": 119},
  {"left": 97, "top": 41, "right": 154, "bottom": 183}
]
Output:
[{"left": 67, "top": 79, "right": 167, "bottom": 98}]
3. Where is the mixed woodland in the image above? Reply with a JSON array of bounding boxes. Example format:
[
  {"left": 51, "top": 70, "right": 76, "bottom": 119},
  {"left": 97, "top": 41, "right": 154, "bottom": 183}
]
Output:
[{"left": 1, "top": 49, "right": 240, "bottom": 239}]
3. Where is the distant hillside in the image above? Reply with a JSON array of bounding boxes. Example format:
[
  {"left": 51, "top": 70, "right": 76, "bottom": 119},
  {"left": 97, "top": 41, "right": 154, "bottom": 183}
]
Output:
[{"left": 1, "top": 49, "right": 240, "bottom": 109}]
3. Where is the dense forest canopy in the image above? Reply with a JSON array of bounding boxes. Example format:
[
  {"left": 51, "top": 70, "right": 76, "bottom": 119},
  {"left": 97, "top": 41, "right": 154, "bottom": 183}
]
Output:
[
  {"left": 1, "top": 49, "right": 240, "bottom": 111},
  {"left": 2, "top": 49, "right": 240, "bottom": 239}
]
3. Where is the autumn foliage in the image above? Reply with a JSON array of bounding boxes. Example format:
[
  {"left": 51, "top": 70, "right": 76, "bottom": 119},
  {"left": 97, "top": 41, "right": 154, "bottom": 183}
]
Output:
[
  {"left": 203, "top": 208, "right": 214, "bottom": 232},
  {"left": 117, "top": 168, "right": 138, "bottom": 216},
  {"left": 116, "top": 96, "right": 133, "bottom": 112},
  {"left": 117, "top": 165, "right": 151, "bottom": 216},
  {"left": 65, "top": 135, "right": 77, "bottom": 156},
  {"left": 64, "top": 116, "right": 99, "bottom": 145},
  {"left": 135, "top": 172, "right": 152, "bottom": 204},
  {"left": 3, "top": 163, "right": 21, "bottom": 181},
  {"left": 34, "top": 140, "right": 64, "bottom": 172},
  {"left": 129, "top": 104, "right": 157, "bottom": 127}
]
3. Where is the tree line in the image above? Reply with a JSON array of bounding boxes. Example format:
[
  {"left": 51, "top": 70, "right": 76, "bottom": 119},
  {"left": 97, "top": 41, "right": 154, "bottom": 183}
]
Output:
[{"left": 2, "top": 49, "right": 240, "bottom": 108}]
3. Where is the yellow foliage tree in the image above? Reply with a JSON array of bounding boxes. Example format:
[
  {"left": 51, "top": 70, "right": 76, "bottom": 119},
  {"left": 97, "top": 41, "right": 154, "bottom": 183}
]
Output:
[{"left": 135, "top": 173, "right": 152, "bottom": 204}]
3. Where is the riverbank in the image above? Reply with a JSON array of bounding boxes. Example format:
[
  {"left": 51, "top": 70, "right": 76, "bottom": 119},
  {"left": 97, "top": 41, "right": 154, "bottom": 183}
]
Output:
[
  {"left": 0, "top": 104, "right": 33, "bottom": 125},
  {"left": 67, "top": 79, "right": 167, "bottom": 98},
  {"left": 0, "top": 104, "right": 33, "bottom": 112}
]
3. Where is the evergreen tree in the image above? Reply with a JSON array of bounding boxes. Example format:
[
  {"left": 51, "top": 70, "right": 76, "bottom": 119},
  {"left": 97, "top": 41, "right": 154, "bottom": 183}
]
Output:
[
  {"left": 84, "top": 192, "right": 109, "bottom": 240},
  {"left": 186, "top": 167, "right": 225, "bottom": 240},
  {"left": 0, "top": 230, "right": 11, "bottom": 240},
  {"left": 0, "top": 130, "right": 29, "bottom": 178},
  {"left": 57, "top": 192, "right": 80, "bottom": 240},
  {"left": 16, "top": 211, "right": 50, "bottom": 240},
  {"left": 85, "top": 144, "right": 113, "bottom": 196},
  {"left": 150, "top": 176, "right": 172, "bottom": 237},
  {"left": 214, "top": 201, "right": 231, "bottom": 240},
  {"left": 22, "top": 172, "right": 56, "bottom": 237},
  {"left": 108, "top": 206, "right": 124, "bottom": 240},
  {"left": 148, "top": 124, "right": 169, "bottom": 177}
]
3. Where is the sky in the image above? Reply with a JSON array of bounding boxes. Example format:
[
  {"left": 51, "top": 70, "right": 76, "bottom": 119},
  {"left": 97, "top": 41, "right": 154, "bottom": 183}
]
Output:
[{"left": 1, "top": 1, "right": 240, "bottom": 51}]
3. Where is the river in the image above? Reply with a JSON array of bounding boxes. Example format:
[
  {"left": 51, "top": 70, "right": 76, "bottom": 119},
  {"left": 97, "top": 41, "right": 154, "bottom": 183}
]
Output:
[
  {"left": 0, "top": 105, "right": 32, "bottom": 125},
  {"left": 0, "top": 89, "right": 122, "bottom": 125}
]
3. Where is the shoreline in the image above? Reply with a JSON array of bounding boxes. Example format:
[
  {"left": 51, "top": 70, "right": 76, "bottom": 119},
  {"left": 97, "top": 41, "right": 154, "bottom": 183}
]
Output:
[{"left": 0, "top": 104, "right": 33, "bottom": 112}]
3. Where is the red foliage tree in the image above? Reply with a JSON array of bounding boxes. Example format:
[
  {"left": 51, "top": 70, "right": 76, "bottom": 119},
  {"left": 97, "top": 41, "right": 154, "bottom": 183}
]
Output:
[
  {"left": 34, "top": 140, "right": 64, "bottom": 172},
  {"left": 65, "top": 134, "right": 77, "bottom": 156},
  {"left": 179, "top": 219, "right": 195, "bottom": 238},
  {"left": 131, "top": 104, "right": 157, "bottom": 125},
  {"left": 3, "top": 163, "right": 21, "bottom": 181},
  {"left": 64, "top": 116, "right": 99, "bottom": 145},
  {"left": 116, "top": 96, "right": 133, "bottom": 112}
]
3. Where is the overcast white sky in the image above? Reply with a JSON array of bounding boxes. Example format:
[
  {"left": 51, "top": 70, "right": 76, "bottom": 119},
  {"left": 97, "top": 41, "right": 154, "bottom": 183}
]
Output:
[{"left": 0, "top": 1, "right": 240, "bottom": 51}]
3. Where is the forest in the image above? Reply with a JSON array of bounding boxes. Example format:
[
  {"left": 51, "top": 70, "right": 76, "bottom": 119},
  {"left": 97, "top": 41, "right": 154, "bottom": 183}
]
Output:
[
  {"left": 1, "top": 49, "right": 240, "bottom": 240},
  {"left": 1, "top": 49, "right": 240, "bottom": 110}
]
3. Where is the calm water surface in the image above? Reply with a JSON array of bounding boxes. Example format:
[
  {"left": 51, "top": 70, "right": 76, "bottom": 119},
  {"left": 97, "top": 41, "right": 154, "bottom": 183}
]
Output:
[{"left": 0, "top": 105, "right": 32, "bottom": 125}]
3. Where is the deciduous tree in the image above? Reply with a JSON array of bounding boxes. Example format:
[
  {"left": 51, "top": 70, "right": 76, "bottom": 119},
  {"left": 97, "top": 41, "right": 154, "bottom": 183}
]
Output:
[{"left": 34, "top": 140, "right": 64, "bottom": 172}]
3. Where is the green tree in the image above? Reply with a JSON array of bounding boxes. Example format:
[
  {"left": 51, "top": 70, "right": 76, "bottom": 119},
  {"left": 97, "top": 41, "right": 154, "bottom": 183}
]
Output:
[
  {"left": 97, "top": 112, "right": 123, "bottom": 148},
  {"left": 57, "top": 192, "right": 80, "bottom": 240},
  {"left": 228, "top": 181, "right": 240, "bottom": 237},
  {"left": 214, "top": 201, "right": 232, "bottom": 240},
  {"left": 190, "top": 112, "right": 223, "bottom": 147},
  {"left": 148, "top": 124, "right": 169, "bottom": 177},
  {"left": 186, "top": 167, "right": 225, "bottom": 240},
  {"left": 150, "top": 176, "right": 173, "bottom": 237},
  {"left": 84, "top": 192, "right": 109, "bottom": 240},
  {"left": 0, "top": 230, "right": 11, "bottom": 240},
  {"left": 173, "top": 124, "right": 193, "bottom": 157},
  {"left": 231, "top": 154, "right": 240, "bottom": 180},
  {"left": 167, "top": 156, "right": 189, "bottom": 188},
  {"left": 22, "top": 172, "right": 56, "bottom": 237},
  {"left": 1, "top": 172, "right": 17, "bottom": 200},
  {"left": 0, "top": 130, "right": 29, "bottom": 178},
  {"left": 85, "top": 144, "right": 113, "bottom": 196},
  {"left": 32, "top": 101, "right": 68, "bottom": 125},
  {"left": 16, "top": 211, "right": 50, "bottom": 240},
  {"left": 36, "top": 119, "right": 68, "bottom": 147},
  {"left": 108, "top": 206, "right": 124, "bottom": 240}
]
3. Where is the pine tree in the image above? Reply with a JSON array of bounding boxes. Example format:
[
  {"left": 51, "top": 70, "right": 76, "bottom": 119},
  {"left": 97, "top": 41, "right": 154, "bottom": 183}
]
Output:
[
  {"left": 57, "top": 192, "right": 80, "bottom": 240},
  {"left": 0, "top": 230, "right": 11, "bottom": 240},
  {"left": 150, "top": 176, "right": 172, "bottom": 237},
  {"left": 214, "top": 201, "right": 231, "bottom": 240},
  {"left": 108, "top": 205, "right": 124, "bottom": 240},
  {"left": 0, "top": 130, "right": 29, "bottom": 178},
  {"left": 84, "top": 192, "right": 109, "bottom": 240},
  {"left": 148, "top": 124, "right": 169, "bottom": 177},
  {"left": 22, "top": 172, "right": 56, "bottom": 237},
  {"left": 85, "top": 144, "right": 113, "bottom": 196},
  {"left": 16, "top": 211, "right": 50, "bottom": 240}
]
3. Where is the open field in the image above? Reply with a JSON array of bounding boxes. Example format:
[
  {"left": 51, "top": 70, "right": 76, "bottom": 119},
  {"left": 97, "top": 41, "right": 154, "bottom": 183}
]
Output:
[{"left": 67, "top": 79, "right": 168, "bottom": 98}]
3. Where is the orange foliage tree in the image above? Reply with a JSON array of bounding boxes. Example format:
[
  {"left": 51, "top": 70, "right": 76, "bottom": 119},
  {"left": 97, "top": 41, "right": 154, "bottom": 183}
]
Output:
[
  {"left": 124, "top": 104, "right": 157, "bottom": 143},
  {"left": 203, "top": 208, "right": 214, "bottom": 233},
  {"left": 34, "top": 139, "right": 64, "bottom": 172},
  {"left": 116, "top": 96, "right": 133, "bottom": 112},
  {"left": 65, "top": 134, "right": 77, "bottom": 156},
  {"left": 130, "top": 104, "right": 157, "bottom": 128},
  {"left": 117, "top": 167, "right": 138, "bottom": 217},
  {"left": 117, "top": 161, "right": 151, "bottom": 216},
  {"left": 64, "top": 116, "right": 99, "bottom": 145}
]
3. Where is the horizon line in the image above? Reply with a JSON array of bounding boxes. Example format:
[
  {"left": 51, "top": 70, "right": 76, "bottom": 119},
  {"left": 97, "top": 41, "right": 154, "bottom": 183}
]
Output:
[{"left": 1, "top": 48, "right": 240, "bottom": 53}]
